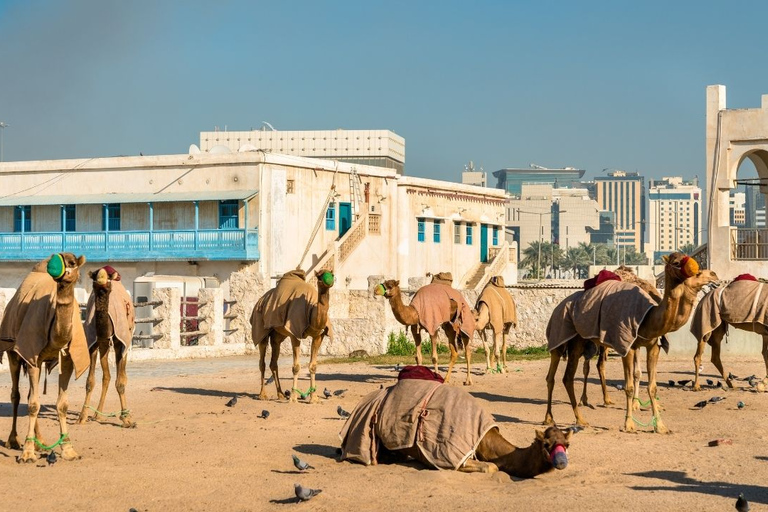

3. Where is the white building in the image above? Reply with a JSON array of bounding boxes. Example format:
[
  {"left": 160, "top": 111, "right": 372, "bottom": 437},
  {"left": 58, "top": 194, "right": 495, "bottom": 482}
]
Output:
[
  {"left": 729, "top": 191, "right": 746, "bottom": 225},
  {"left": 647, "top": 176, "right": 703, "bottom": 261},
  {"left": 461, "top": 161, "right": 486, "bottom": 187}
]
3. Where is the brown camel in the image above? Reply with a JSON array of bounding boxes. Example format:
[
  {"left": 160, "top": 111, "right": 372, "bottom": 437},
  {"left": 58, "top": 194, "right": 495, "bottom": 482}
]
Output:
[
  {"left": 0, "top": 253, "right": 90, "bottom": 462},
  {"left": 250, "top": 269, "right": 333, "bottom": 403},
  {"left": 340, "top": 376, "right": 570, "bottom": 477},
  {"left": 690, "top": 277, "right": 768, "bottom": 390},
  {"left": 472, "top": 276, "right": 517, "bottom": 373},
  {"left": 374, "top": 279, "right": 475, "bottom": 384},
  {"left": 579, "top": 266, "right": 667, "bottom": 409},
  {"left": 77, "top": 266, "right": 136, "bottom": 427},
  {"left": 544, "top": 252, "right": 718, "bottom": 433}
]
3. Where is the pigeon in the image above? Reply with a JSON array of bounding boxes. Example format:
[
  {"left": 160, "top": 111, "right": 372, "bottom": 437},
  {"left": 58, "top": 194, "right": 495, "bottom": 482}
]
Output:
[
  {"left": 292, "top": 454, "right": 315, "bottom": 471},
  {"left": 284, "top": 390, "right": 291, "bottom": 399},
  {"left": 259, "top": 410, "right": 270, "bottom": 419},
  {"left": 694, "top": 400, "right": 708, "bottom": 408},
  {"left": 323, "top": 388, "right": 332, "bottom": 399},
  {"left": 615, "top": 384, "right": 624, "bottom": 391},
  {"left": 728, "top": 372, "right": 739, "bottom": 381},
  {"left": 668, "top": 380, "right": 675, "bottom": 387},
  {"left": 333, "top": 389, "right": 348, "bottom": 397},
  {"left": 736, "top": 493, "right": 750, "bottom": 512},
  {"left": 748, "top": 377, "right": 759, "bottom": 387},
  {"left": 707, "top": 379, "right": 715, "bottom": 386},
  {"left": 379, "top": 384, "right": 384, "bottom": 389},
  {"left": 717, "top": 381, "right": 724, "bottom": 388},
  {"left": 709, "top": 396, "right": 726, "bottom": 403},
  {"left": 337, "top": 405, "right": 351, "bottom": 418},
  {"left": 737, "top": 401, "right": 746, "bottom": 409},
  {"left": 677, "top": 379, "right": 692, "bottom": 387},
  {"left": 46, "top": 451, "right": 57, "bottom": 465},
  {"left": 225, "top": 396, "right": 238, "bottom": 407},
  {"left": 294, "top": 483, "right": 322, "bottom": 502},
  {"left": 567, "top": 425, "right": 584, "bottom": 435},
  {"left": 265, "top": 375, "right": 275, "bottom": 385},
  {"left": 740, "top": 374, "right": 757, "bottom": 382},
  {"left": 394, "top": 363, "right": 402, "bottom": 372}
]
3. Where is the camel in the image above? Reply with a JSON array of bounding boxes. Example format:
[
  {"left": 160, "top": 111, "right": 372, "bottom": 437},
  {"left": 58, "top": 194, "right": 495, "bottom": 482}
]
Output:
[
  {"left": 374, "top": 279, "right": 475, "bottom": 385},
  {"left": 544, "top": 252, "right": 718, "bottom": 433},
  {"left": 579, "top": 266, "right": 667, "bottom": 409},
  {"left": 77, "top": 266, "right": 136, "bottom": 428},
  {"left": 690, "top": 276, "right": 768, "bottom": 390},
  {"left": 250, "top": 269, "right": 333, "bottom": 403},
  {"left": 340, "top": 375, "right": 570, "bottom": 478},
  {"left": 472, "top": 276, "right": 517, "bottom": 373},
  {"left": 0, "top": 253, "right": 90, "bottom": 462}
]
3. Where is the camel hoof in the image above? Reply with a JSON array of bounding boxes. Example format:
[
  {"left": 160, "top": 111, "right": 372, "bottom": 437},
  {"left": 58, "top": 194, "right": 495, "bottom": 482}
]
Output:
[
  {"left": 463, "top": 380, "right": 472, "bottom": 386},
  {"left": 121, "top": 419, "right": 137, "bottom": 429},
  {"left": 258, "top": 392, "right": 269, "bottom": 401},
  {"left": 632, "top": 401, "right": 641, "bottom": 412},
  {"left": 654, "top": 421, "right": 669, "bottom": 434},
  {"left": 19, "top": 444, "right": 37, "bottom": 463},
  {"left": 623, "top": 421, "right": 636, "bottom": 433},
  {"left": 308, "top": 394, "right": 321, "bottom": 405},
  {"left": 692, "top": 384, "right": 702, "bottom": 392},
  {"left": 7, "top": 435, "right": 21, "bottom": 451},
  {"left": 289, "top": 394, "right": 299, "bottom": 403},
  {"left": 543, "top": 416, "right": 555, "bottom": 426},
  {"left": 484, "top": 462, "right": 499, "bottom": 473},
  {"left": 61, "top": 445, "right": 81, "bottom": 461},
  {"left": 603, "top": 398, "right": 614, "bottom": 406}
]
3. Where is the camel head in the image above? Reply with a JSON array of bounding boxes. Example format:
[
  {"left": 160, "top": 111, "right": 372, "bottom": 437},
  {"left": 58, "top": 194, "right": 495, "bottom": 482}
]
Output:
[
  {"left": 314, "top": 269, "right": 335, "bottom": 291},
  {"left": 534, "top": 427, "right": 571, "bottom": 471},
  {"left": 47, "top": 252, "right": 86, "bottom": 286},
  {"left": 89, "top": 266, "right": 120, "bottom": 293},
  {"left": 374, "top": 279, "right": 400, "bottom": 299},
  {"left": 662, "top": 252, "right": 719, "bottom": 290}
]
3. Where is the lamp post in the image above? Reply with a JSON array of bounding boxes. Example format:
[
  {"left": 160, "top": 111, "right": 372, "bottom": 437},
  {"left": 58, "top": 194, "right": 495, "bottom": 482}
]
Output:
[
  {"left": 518, "top": 208, "right": 566, "bottom": 279},
  {"left": 0, "top": 122, "right": 8, "bottom": 162}
]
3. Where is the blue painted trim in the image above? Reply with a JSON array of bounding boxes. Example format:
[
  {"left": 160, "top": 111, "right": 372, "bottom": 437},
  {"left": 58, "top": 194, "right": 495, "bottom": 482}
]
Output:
[{"left": 0, "top": 228, "right": 259, "bottom": 262}]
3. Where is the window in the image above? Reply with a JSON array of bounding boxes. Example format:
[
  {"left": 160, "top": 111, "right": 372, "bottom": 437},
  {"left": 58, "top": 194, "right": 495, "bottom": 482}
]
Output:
[
  {"left": 62, "top": 205, "right": 76, "bottom": 232},
  {"left": 13, "top": 205, "right": 31, "bottom": 232},
  {"left": 218, "top": 200, "right": 239, "bottom": 229},
  {"left": 417, "top": 219, "right": 425, "bottom": 242},
  {"left": 466, "top": 224, "right": 473, "bottom": 245},
  {"left": 103, "top": 204, "right": 121, "bottom": 231},
  {"left": 433, "top": 221, "right": 441, "bottom": 243},
  {"left": 325, "top": 203, "right": 336, "bottom": 230},
  {"left": 492, "top": 226, "right": 499, "bottom": 246},
  {"left": 454, "top": 223, "right": 461, "bottom": 244}
]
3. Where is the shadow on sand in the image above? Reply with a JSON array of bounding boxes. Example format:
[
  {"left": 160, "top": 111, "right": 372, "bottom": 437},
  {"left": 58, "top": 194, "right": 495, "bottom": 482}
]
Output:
[
  {"left": 628, "top": 469, "right": 768, "bottom": 506},
  {"left": 293, "top": 443, "right": 340, "bottom": 460},
  {"left": 469, "top": 391, "right": 547, "bottom": 406}
]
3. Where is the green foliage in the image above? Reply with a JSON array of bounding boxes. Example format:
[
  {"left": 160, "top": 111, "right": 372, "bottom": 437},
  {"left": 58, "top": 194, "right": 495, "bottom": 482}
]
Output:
[
  {"left": 507, "top": 344, "right": 548, "bottom": 357},
  {"left": 422, "top": 339, "right": 449, "bottom": 355},
  {"left": 386, "top": 331, "right": 415, "bottom": 356}
]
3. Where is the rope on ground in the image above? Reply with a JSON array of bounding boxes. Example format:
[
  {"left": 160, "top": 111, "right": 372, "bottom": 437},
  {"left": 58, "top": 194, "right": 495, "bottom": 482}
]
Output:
[{"left": 85, "top": 405, "right": 131, "bottom": 418}]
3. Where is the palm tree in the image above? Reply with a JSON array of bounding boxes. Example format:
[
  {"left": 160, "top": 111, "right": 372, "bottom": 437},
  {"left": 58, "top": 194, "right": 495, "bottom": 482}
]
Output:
[
  {"left": 520, "top": 240, "right": 546, "bottom": 279},
  {"left": 563, "top": 246, "right": 590, "bottom": 278},
  {"left": 677, "top": 243, "right": 696, "bottom": 255}
]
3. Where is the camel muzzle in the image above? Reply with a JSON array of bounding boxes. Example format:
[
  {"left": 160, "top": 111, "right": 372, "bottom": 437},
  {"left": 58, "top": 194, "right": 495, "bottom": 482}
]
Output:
[{"left": 549, "top": 444, "right": 568, "bottom": 470}]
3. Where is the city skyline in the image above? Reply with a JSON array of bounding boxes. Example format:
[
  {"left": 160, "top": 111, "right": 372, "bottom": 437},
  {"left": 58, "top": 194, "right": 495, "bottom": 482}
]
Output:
[{"left": 1, "top": 1, "right": 767, "bottom": 183}]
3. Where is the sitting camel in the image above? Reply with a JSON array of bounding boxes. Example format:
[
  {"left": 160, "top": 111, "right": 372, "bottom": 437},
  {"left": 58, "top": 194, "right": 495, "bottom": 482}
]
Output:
[
  {"left": 0, "top": 253, "right": 90, "bottom": 462},
  {"left": 77, "top": 266, "right": 136, "bottom": 427},
  {"left": 690, "top": 275, "right": 768, "bottom": 390},
  {"left": 545, "top": 252, "right": 718, "bottom": 433},
  {"left": 340, "top": 372, "right": 570, "bottom": 478},
  {"left": 374, "top": 278, "right": 476, "bottom": 385},
  {"left": 473, "top": 276, "right": 517, "bottom": 373},
  {"left": 250, "top": 269, "right": 333, "bottom": 403}
]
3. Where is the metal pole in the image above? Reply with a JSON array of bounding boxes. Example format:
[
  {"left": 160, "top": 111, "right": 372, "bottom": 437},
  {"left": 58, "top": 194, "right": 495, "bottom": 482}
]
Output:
[
  {"left": 0, "top": 122, "right": 8, "bottom": 162},
  {"left": 537, "top": 213, "right": 542, "bottom": 279}
]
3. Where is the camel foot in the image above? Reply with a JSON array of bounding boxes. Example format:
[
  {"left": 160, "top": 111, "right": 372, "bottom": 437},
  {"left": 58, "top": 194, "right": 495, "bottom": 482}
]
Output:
[
  {"left": 543, "top": 415, "right": 555, "bottom": 426},
  {"left": 463, "top": 379, "right": 472, "bottom": 386},
  {"left": 653, "top": 420, "right": 669, "bottom": 434},
  {"left": 76, "top": 414, "right": 89, "bottom": 425},
  {"left": 19, "top": 442, "right": 37, "bottom": 463},
  {"left": 632, "top": 400, "right": 641, "bottom": 411},
  {"left": 485, "top": 366, "right": 493, "bottom": 374},
  {"left": 692, "top": 383, "right": 702, "bottom": 392},
  {"left": 6, "top": 434, "right": 21, "bottom": 451},
  {"left": 61, "top": 443, "right": 80, "bottom": 461},
  {"left": 459, "top": 460, "right": 499, "bottom": 473},
  {"left": 603, "top": 397, "right": 614, "bottom": 406},
  {"left": 623, "top": 419, "right": 636, "bottom": 433},
  {"left": 257, "top": 391, "right": 269, "bottom": 401},
  {"left": 308, "top": 394, "right": 321, "bottom": 405},
  {"left": 121, "top": 417, "right": 136, "bottom": 429},
  {"left": 575, "top": 419, "right": 590, "bottom": 428},
  {"left": 579, "top": 397, "right": 591, "bottom": 408},
  {"left": 289, "top": 393, "right": 299, "bottom": 403}
]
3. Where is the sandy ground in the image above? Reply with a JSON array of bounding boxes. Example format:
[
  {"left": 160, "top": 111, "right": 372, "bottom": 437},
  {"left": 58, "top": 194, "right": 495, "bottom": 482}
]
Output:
[{"left": 0, "top": 353, "right": 767, "bottom": 512}]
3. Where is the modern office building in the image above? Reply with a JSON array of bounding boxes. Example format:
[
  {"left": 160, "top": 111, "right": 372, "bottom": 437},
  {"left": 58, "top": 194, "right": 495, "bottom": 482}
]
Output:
[
  {"left": 594, "top": 170, "right": 645, "bottom": 253},
  {"left": 744, "top": 185, "right": 766, "bottom": 228},
  {"left": 647, "top": 176, "right": 703, "bottom": 261},
  {"left": 730, "top": 192, "right": 746, "bottom": 226},
  {"left": 199, "top": 128, "right": 405, "bottom": 174},
  {"left": 493, "top": 164, "right": 585, "bottom": 197}
]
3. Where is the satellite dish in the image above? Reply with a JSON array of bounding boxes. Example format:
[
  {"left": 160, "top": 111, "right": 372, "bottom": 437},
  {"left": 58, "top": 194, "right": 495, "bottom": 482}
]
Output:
[
  {"left": 189, "top": 144, "right": 201, "bottom": 155},
  {"left": 238, "top": 143, "right": 259, "bottom": 152},
  {"left": 209, "top": 145, "right": 231, "bottom": 155}
]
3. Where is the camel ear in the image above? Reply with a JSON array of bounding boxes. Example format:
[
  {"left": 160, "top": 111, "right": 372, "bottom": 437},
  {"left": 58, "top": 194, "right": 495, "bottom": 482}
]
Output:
[
  {"left": 535, "top": 429, "right": 545, "bottom": 441},
  {"left": 77, "top": 255, "right": 87, "bottom": 267},
  {"left": 661, "top": 254, "right": 669, "bottom": 264},
  {"left": 563, "top": 429, "right": 572, "bottom": 442},
  {"left": 394, "top": 280, "right": 400, "bottom": 286},
  {"left": 88, "top": 270, "right": 97, "bottom": 280}
]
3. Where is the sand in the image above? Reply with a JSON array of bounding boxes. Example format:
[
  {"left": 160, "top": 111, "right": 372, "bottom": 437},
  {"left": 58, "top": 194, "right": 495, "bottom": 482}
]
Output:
[{"left": 0, "top": 353, "right": 767, "bottom": 512}]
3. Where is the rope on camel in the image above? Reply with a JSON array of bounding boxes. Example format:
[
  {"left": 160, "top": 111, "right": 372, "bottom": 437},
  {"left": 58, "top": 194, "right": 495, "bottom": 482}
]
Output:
[
  {"left": 291, "top": 386, "right": 317, "bottom": 399},
  {"left": 26, "top": 433, "right": 68, "bottom": 451},
  {"left": 633, "top": 396, "right": 660, "bottom": 408}
]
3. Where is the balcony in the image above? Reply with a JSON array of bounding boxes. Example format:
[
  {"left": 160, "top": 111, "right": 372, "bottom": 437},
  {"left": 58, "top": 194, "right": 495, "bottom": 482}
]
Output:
[
  {"left": 0, "top": 228, "right": 259, "bottom": 262},
  {"left": 731, "top": 227, "right": 768, "bottom": 261}
]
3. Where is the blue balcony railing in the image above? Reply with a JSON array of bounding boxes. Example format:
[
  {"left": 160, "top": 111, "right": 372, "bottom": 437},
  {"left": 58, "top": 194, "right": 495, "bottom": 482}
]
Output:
[{"left": 0, "top": 228, "right": 259, "bottom": 262}]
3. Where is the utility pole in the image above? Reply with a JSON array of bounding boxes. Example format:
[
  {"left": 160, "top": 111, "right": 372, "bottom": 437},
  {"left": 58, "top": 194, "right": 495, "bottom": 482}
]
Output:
[{"left": 0, "top": 122, "right": 8, "bottom": 162}]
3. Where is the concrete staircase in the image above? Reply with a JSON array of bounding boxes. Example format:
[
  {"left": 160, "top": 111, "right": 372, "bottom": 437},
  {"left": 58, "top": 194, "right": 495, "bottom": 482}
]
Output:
[{"left": 465, "top": 262, "right": 491, "bottom": 289}]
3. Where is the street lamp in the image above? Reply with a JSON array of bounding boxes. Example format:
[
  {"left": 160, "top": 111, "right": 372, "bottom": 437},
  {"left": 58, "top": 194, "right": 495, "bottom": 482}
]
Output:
[
  {"left": 518, "top": 208, "right": 567, "bottom": 279},
  {"left": 0, "top": 122, "right": 8, "bottom": 162}
]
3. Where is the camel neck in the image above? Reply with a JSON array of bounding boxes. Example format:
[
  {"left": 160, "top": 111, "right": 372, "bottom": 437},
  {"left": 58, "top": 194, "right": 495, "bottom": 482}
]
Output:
[
  {"left": 388, "top": 290, "right": 418, "bottom": 326},
  {"left": 50, "top": 282, "right": 76, "bottom": 349},
  {"left": 640, "top": 271, "right": 694, "bottom": 338},
  {"left": 495, "top": 442, "right": 551, "bottom": 479}
]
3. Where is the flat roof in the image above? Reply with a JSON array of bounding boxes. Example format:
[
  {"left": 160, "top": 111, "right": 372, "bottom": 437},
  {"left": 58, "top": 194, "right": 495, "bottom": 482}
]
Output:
[{"left": 0, "top": 189, "right": 258, "bottom": 207}]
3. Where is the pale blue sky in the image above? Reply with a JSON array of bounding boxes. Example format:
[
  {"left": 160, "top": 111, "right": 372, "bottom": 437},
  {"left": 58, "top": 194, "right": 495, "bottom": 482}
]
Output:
[{"left": 1, "top": 0, "right": 767, "bottom": 183}]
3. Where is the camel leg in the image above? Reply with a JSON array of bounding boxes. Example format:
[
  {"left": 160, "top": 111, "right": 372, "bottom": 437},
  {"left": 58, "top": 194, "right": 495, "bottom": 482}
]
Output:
[
  {"left": 480, "top": 330, "right": 492, "bottom": 372},
  {"left": 563, "top": 341, "right": 588, "bottom": 427},
  {"left": 762, "top": 335, "right": 768, "bottom": 379},
  {"left": 543, "top": 349, "right": 561, "bottom": 425},
  {"left": 443, "top": 327, "right": 459, "bottom": 384},
  {"left": 597, "top": 347, "right": 613, "bottom": 406},
  {"left": 307, "top": 335, "right": 323, "bottom": 404},
  {"left": 463, "top": 334, "right": 473, "bottom": 386},
  {"left": 257, "top": 339, "right": 269, "bottom": 400},
  {"left": 459, "top": 459, "right": 499, "bottom": 473},
  {"left": 270, "top": 335, "right": 286, "bottom": 399},
  {"left": 500, "top": 326, "right": 510, "bottom": 372},
  {"left": 579, "top": 356, "right": 592, "bottom": 408},
  {"left": 645, "top": 343, "right": 667, "bottom": 434},
  {"left": 692, "top": 337, "right": 707, "bottom": 391},
  {"left": 411, "top": 325, "right": 423, "bottom": 367},
  {"left": 114, "top": 343, "right": 134, "bottom": 428},
  {"left": 94, "top": 342, "right": 111, "bottom": 421},
  {"left": 56, "top": 355, "right": 80, "bottom": 460},
  {"left": 7, "top": 352, "right": 22, "bottom": 450},
  {"left": 290, "top": 337, "right": 301, "bottom": 403},
  {"left": 709, "top": 326, "right": 732, "bottom": 388},
  {"left": 77, "top": 348, "right": 99, "bottom": 424},
  {"left": 19, "top": 364, "right": 42, "bottom": 462},
  {"left": 493, "top": 328, "right": 504, "bottom": 374},
  {"left": 621, "top": 349, "right": 636, "bottom": 433},
  {"left": 632, "top": 350, "right": 642, "bottom": 411},
  {"left": 430, "top": 334, "right": 439, "bottom": 375}
]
